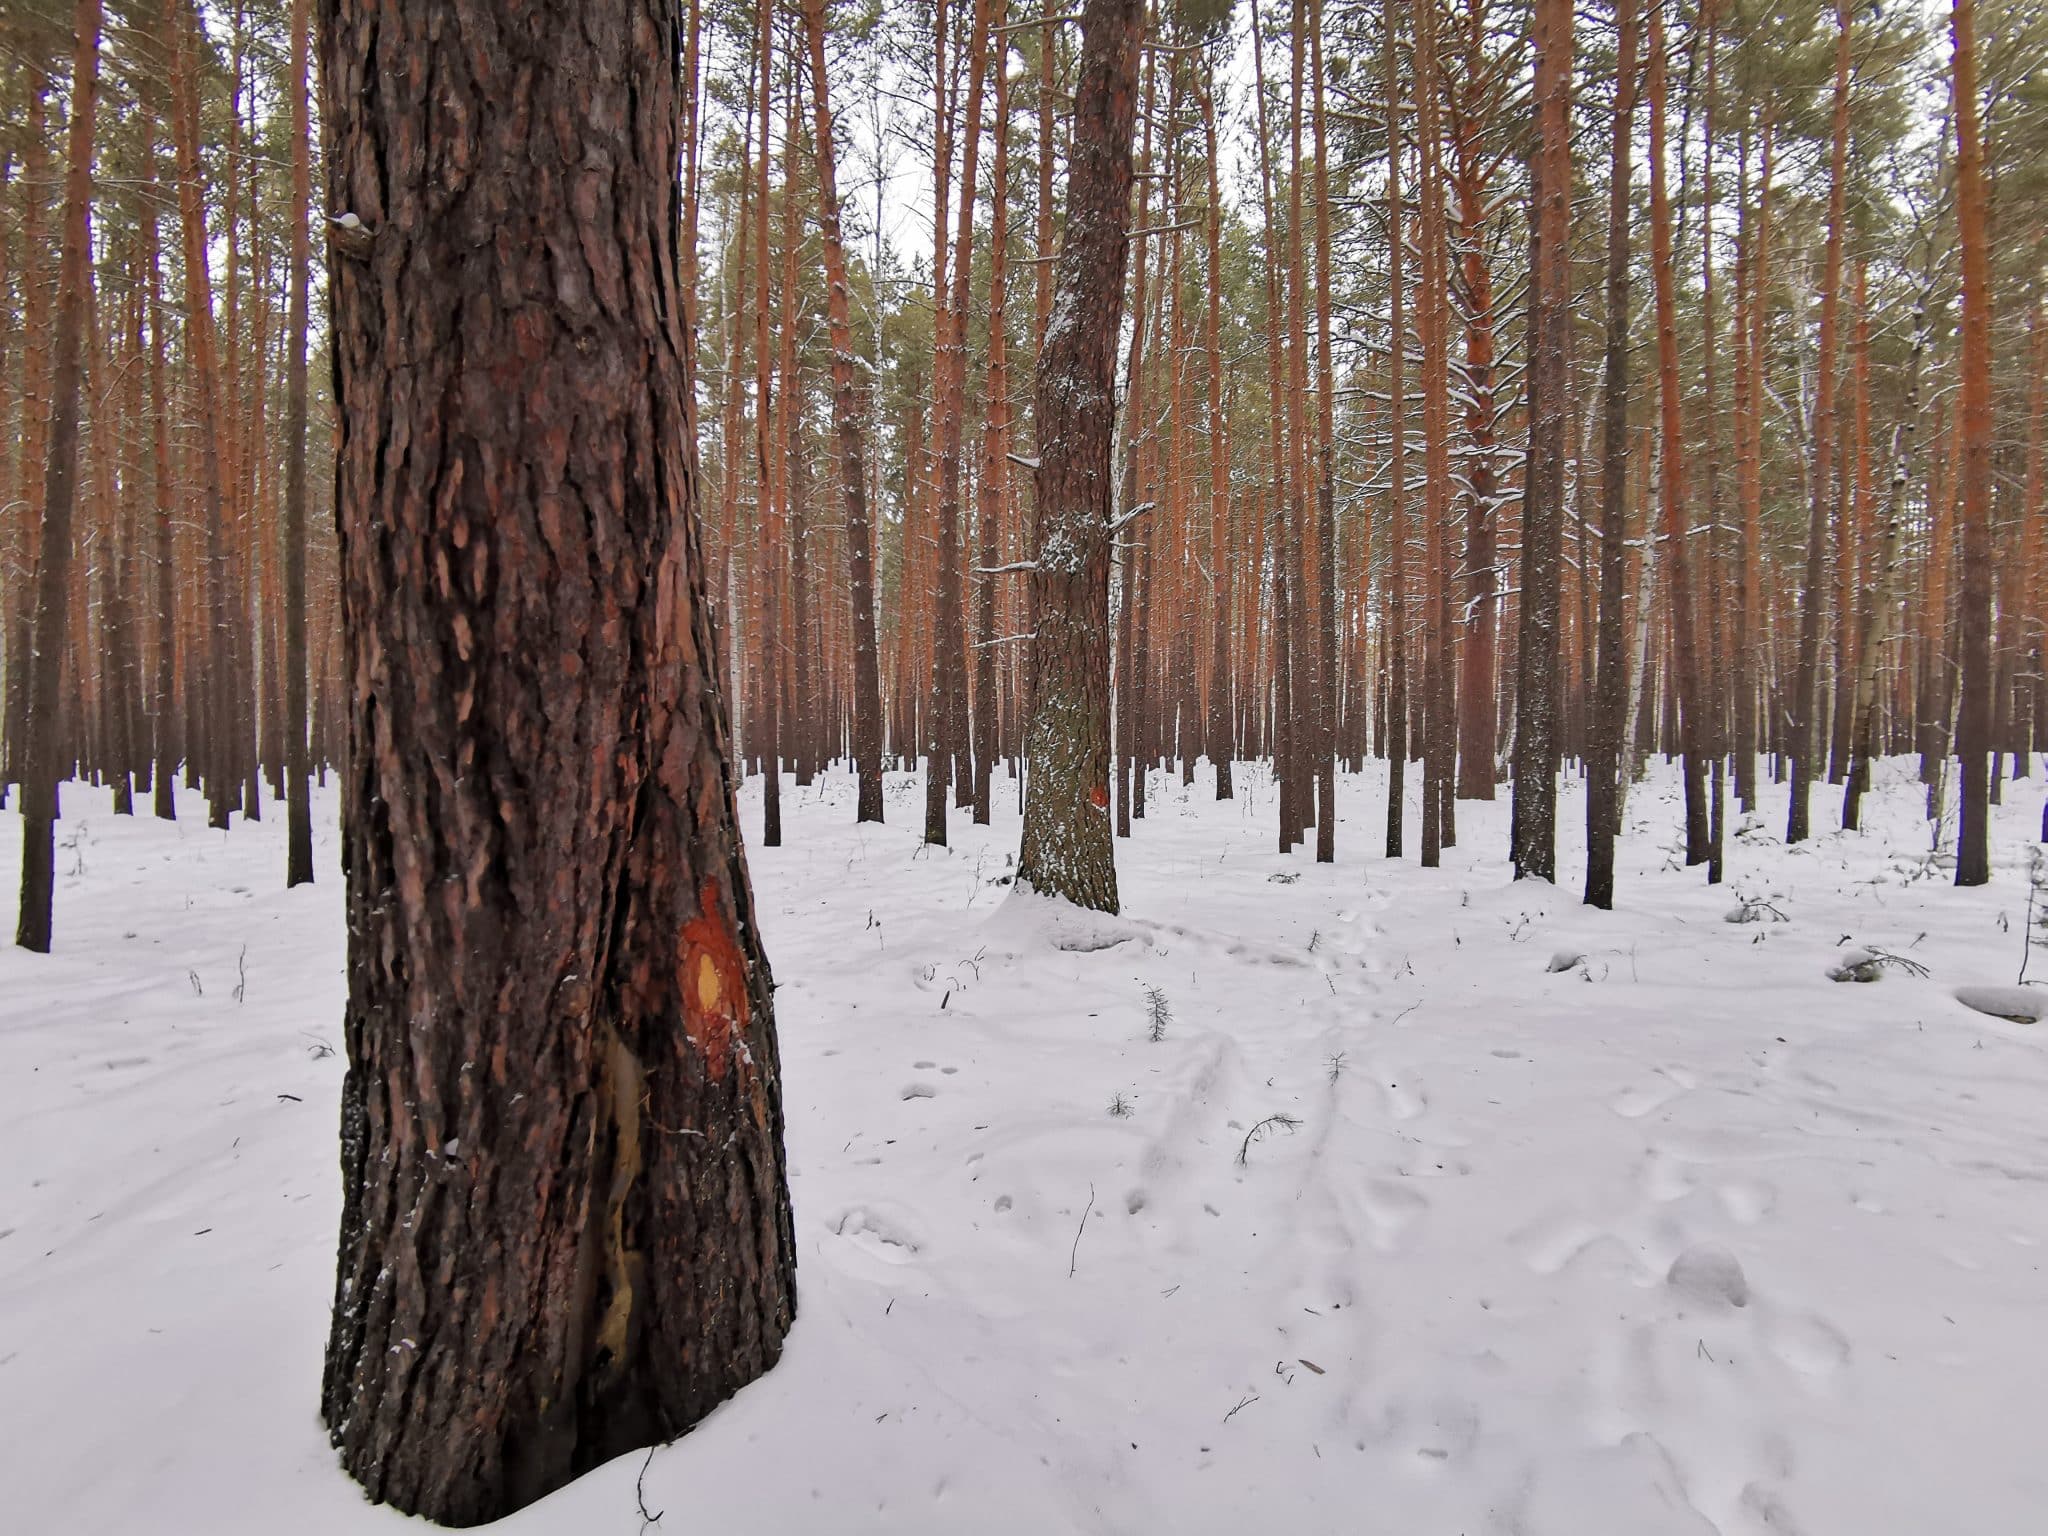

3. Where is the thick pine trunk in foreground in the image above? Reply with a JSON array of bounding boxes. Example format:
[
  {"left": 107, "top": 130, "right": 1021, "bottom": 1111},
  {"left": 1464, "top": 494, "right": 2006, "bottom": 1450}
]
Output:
[
  {"left": 316, "top": 0, "right": 796, "bottom": 1521},
  {"left": 1019, "top": 0, "right": 1143, "bottom": 912}
]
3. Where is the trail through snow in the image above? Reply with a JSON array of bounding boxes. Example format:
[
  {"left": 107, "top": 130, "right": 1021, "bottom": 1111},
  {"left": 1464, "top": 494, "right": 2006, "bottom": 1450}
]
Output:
[{"left": 2, "top": 757, "right": 2045, "bottom": 1533}]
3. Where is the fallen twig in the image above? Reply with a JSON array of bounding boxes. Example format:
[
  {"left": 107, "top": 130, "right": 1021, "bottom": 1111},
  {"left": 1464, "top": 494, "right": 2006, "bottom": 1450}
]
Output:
[{"left": 1069, "top": 1182, "right": 1095, "bottom": 1279}]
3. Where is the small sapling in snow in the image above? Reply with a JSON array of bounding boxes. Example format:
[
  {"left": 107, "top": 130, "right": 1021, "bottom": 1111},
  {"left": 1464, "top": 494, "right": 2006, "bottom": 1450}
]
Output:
[
  {"left": 1235, "top": 1113, "right": 1302, "bottom": 1167},
  {"left": 1144, "top": 986, "right": 1172, "bottom": 1041}
]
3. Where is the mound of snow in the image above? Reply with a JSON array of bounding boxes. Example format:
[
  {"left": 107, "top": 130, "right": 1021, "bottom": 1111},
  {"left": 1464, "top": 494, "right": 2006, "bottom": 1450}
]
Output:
[{"left": 1953, "top": 985, "right": 2048, "bottom": 1024}]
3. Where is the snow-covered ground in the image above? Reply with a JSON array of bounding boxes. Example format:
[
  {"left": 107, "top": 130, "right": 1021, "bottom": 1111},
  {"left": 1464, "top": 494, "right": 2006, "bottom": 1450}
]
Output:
[{"left": 4, "top": 757, "right": 2046, "bottom": 1534}]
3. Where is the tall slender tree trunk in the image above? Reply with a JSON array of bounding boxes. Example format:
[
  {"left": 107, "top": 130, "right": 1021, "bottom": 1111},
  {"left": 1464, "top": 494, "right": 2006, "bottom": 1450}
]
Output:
[
  {"left": 1511, "top": 0, "right": 1572, "bottom": 881},
  {"left": 167, "top": 0, "right": 236, "bottom": 830},
  {"left": 16, "top": 0, "right": 105, "bottom": 953},
  {"left": 1953, "top": 0, "right": 1994, "bottom": 885},
  {"left": 1200, "top": 61, "right": 1235, "bottom": 800},
  {"left": 282, "top": 0, "right": 314, "bottom": 885},
  {"left": 1647, "top": 0, "right": 1708, "bottom": 866},
  {"left": 753, "top": 0, "right": 783, "bottom": 846},
  {"left": 1586, "top": 0, "right": 1637, "bottom": 911},
  {"left": 973, "top": 10, "right": 1013, "bottom": 825},
  {"left": 1844, "top": 282, "right": 1926, "bottom": 830},
  {"left": 802, "top": 0, "right": 885, "bottom": 822},
  {"left": 316, "top": 0, "right": 796, "bottom": 1519},
  {"left": 1310, "top": 0, "right": 1338, "bottom": 861},
  {"left": 1383, "top": 0, "right": 1408, "bottom": 858},
  {"left": 1018, "top": 0, "right": 1143, "bottom": 912},
  {"left": 1788, "top": 0, "right": 1850, "bottom": 845},
  {"left": 929, "top": 0, "right": 995, "bottom": 833}
]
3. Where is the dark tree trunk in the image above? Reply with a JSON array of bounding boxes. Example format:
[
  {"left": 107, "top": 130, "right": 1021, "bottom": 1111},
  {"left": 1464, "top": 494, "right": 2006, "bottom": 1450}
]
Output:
[
  {"left": 1788, "top": 0, "right": 1850, "bottom": 846},
  {"left": 1587, "top": 0, "right": 1637, "bottom": 911},
  {"left": 1383, "top": 0, "right": 1407, "bottom": 859},
  {"left": 16, "top": 0, "right": 104, "bottom": 953},
  {"left": 1512, "top": 0, "right": 1571, "bottom": 882},
  {"left": 316, "top": 0, "right": 797, "bottom": 1521},
  {"left": 1647, "top": 0, "right": 1708, "bottom": 868},
  {"left": 1018, "top": 0, "right": 1142, "bottom": 912},
  {"left": 1200, "top": 65, "right": 1234, "bottom": 800},
  {"left": 147, "top": 172, "right": 178, "bottom": 823},
  {"left": 1953, "top": 0, "right": 1993, "bottom": 885},
  {"left": 801, "top": 0, "right": 884, "bottom": 822},
  {"left": 283, "top": 0, "right": 313, "bottom": 885},
  {"left": 167, "top": 0, "right": 235, "bottom": 831}
]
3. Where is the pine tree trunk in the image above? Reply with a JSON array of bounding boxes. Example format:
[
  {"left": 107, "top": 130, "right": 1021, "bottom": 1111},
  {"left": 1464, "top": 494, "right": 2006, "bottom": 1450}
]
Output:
[
  {"left": 1383, "top": 0, "right": 1408, "bottom": 858},
  {"left": 1310, "top": 0, "right": 1338, "bottom": 860},
  {"left": 973, "top": 12, "right": 1013, "bottom": 826},
  {"left": 1953, "top": 0, "right": 1994, "bottom": 885},
  {"left": 1511, "top": 0, "right": 1572, "bottom": 882},
  {"left": 753, "top": 0, "right": 782, "bottom": 848},
  {"left": 283, "top": 0, "right": 314, "bottom": 884},
  {"left": 316, "top": 0, "right": 796, "bottom": 1519},
  {"left": 801, "top": 0, "right": 885, "bottom": 821},
  {"left": 1647, "top": 0, "right": 1708, "bottom": 867},
  {"left": 1018, "top": 0, "right": 1142, "bottom": 912},
  {"left": 1788, "top": 0, "right": 1850, "bottom": 846},
  {"left": 6, "top": 73, "right": 53, "bottom": 813},
  {"left": 1586, "top": 0, "right": 1637, "bottom": 911},
  {"left": 1200, "top": 64, "right": 1235, "bottom": 800},
  {"left": 16, "top": 0, "right": 104, "bottom": 953}
]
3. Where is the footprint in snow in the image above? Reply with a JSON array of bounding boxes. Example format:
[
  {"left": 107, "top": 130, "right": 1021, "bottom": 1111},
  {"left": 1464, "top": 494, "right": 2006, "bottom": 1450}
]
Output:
[
  {"left": 1768, "top": 1311, "right": 1851, "bottom": 1377},
  {"left": 1641, "top": 1148, "right": 1697, "bottom": 1203},
  {"left": 1717, "top": 1178, "right": 1777, "bottom": 1225},
  {"left": 1359, "top": 1178, "right": 1430, "bottom": 1253},
  {"left": 1513, "top": 1212, "right": 1604, "bottom": 1276},
  {"left": 901, "top": 1082, "right": 938, "bottom": 1100},
  {"left": 831, "top": 1206, "right": 923, "bottom": 1263},
  {"left": 1380, "top": 1076, "right": 1426, "bottom": 1121},
  {"left": 1665, "top": 1244, "right": 1750, "bottom": 1308},
  {"left": 1611, "top": 1066, "right": 1698, "bottom": 1120}
]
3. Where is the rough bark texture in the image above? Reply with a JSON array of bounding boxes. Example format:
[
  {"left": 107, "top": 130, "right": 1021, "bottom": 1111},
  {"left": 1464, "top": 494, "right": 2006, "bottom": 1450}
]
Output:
[
  {"left": 1018, "top": 0, "right": 1142, "bottom": 912},
  {"left": 15, "top": 0, "right": 104, "bottom": 953},
  {"left": 316, "top": 0, "right": 797, "bottom": 1521}
]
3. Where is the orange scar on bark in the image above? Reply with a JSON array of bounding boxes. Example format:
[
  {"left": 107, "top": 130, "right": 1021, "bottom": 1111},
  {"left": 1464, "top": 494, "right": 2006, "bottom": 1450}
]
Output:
[{"left": 680, "top": 880, "right": 749, "bottom": 1082}]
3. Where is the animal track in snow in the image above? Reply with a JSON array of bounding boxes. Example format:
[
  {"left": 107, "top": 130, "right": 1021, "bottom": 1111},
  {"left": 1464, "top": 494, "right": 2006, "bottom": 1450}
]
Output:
[
  {"left": 901, "top": 1081, "right": 938, "bottom": 1100},
  {"left": 1513, "top": 1211, "right": 1604, "bottom": 1275},
  {"left": 1380, "top": 1075, "right": 1426, "bottom": 1121},
  {"left": 831, "top": 1206, "right": 923, "bottom": 1262},
  {"left": 1641, "top": 1148, "right": 1697, "bottom": 1203},
  {"left": 1359, "top": 1178, "right": 1430, "bottom": 1253},
  {"left": 1717, "top": 1178, "right": 1777, "bottom": 1225},
  {"left": 1768, "top": 1312, "right": 1851, "bottom": 1377},
  {"left": 1610, "top": 1066, "right": 1698, "bottom": 1120}
]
